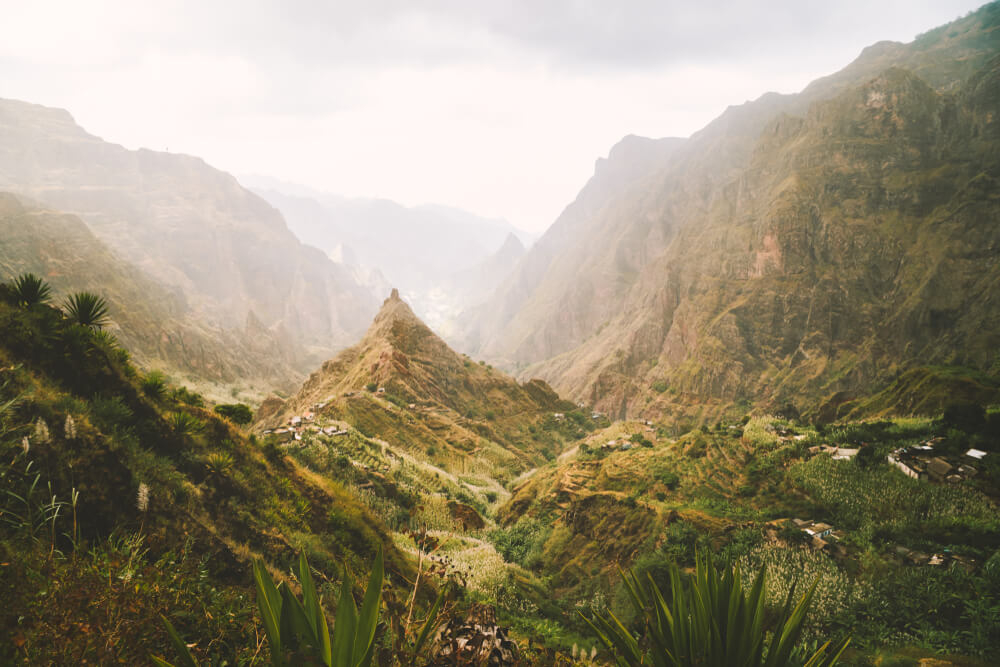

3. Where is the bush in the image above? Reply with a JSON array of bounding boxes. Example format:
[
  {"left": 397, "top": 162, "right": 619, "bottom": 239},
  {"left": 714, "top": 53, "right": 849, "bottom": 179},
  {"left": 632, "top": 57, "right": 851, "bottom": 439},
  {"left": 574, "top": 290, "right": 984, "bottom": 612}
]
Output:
[
  {"left": 630, "top": 433, "right": 652, "bottom": 447},
  {"left": 214, "top": 403, "right": 253, "bottom": 425},
  {"left": 171, "top": 387, "right": 205, "bottom": 408},
  {"left": 141, "top": 371, "right": 167, "bottom": 400},
  {"left": 488, "top": 517, "right": 550, "bottom": 569},
  {"left": 942, "top": 401, "right": 987, "bottom": 433},
  {"left": 658, "top": 470, "right": 680, "bottom": 490}
]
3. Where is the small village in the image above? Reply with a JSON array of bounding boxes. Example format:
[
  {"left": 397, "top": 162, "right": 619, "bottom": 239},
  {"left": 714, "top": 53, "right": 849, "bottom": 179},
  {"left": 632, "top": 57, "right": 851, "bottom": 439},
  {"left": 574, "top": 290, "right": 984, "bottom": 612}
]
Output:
[
  {"left": 261, "top": 398, "right": 347, "bottom": 443},
  {"left": 887, "top": 437, "right": 987, "bottom": 484}
]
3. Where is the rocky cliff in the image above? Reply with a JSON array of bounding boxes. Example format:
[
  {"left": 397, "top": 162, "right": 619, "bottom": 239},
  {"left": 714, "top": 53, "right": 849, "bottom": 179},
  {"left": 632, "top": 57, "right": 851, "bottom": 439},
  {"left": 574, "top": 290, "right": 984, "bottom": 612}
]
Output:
[{"left": 461, "top": 4, "right": 1000, "bottom": 421}]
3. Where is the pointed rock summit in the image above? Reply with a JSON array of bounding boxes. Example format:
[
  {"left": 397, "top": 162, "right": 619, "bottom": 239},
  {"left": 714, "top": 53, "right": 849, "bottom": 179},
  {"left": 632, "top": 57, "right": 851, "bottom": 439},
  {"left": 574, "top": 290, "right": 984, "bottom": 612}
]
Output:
[{"left": 261, "top": 291, "right": 569, "bottom": 437}]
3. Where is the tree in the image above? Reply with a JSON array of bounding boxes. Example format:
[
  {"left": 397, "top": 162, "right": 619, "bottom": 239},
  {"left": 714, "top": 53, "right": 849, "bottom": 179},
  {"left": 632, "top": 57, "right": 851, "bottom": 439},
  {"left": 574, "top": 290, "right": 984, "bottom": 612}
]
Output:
[
  {"left": 11, "top": 273, "right": 51, "bottom": 307},
  {"left": 214, "top": 403, "right": 254, "bottom": 425},
  {"left": 63, "top": 292, "right": 110, "bottom": 328},
  {"left": 942, "top": 401, "right": 986, "bottom": 434},
  {"left": 583, "top": 556, "right": 849, "bottom": 667}
]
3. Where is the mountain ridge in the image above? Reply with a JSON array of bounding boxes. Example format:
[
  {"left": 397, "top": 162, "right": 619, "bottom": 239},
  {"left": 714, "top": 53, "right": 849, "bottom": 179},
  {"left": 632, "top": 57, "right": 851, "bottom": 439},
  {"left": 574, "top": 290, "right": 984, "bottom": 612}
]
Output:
[
  {"left": 459, "top": 2, "right": 1000, "bottom": 422},
  {"left": 0, "top": 97, "right": 378, "bottom": 384}
]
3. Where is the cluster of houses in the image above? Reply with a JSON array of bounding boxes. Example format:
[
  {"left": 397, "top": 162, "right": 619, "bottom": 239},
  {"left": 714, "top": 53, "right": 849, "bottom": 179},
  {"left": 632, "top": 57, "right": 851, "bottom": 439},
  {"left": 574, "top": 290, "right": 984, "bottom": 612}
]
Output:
[
  {"left": 887, "top": 438, "right": 987, "bottom": 483},
  {"left": 261, "top": 400, "right": 348, "bottom": 444},
  {"left": 790, "top": 518, "right": 847, "bottom": 557},
  {"left": 598, "top": 438, "right": 637, "bottom": 452},
  {"left": 893, "top": 545, "right": 976, "bottom": 570}
]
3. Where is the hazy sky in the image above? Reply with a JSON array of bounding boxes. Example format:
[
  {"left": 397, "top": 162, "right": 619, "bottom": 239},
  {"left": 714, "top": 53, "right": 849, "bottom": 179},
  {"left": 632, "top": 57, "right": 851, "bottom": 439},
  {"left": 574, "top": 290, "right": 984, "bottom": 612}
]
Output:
[{"left": 1, "top": 1, "right": 986, "bottom": 232}]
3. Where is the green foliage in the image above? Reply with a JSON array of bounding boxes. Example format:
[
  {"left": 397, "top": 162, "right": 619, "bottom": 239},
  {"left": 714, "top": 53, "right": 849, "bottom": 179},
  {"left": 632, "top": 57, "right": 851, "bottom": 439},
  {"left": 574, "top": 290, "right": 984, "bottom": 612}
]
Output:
[
  {"left": 141, "top": 371, "right": 167, "bottom": 400},
  {"left": 630, "top": 433, "right": 653, "bottom": 448},
  {"left": 365, "top": 382, "right": 378, "bottom": 393},
  {"left": 583, "top": 556, "right": 849, "bottom": 666},
  {"left": 942, "top": 400, "right": 987, "bottom": 433},
  {"left": 488, "top": 516, "right": 550, "bottom": 570},
  {"left": 169, "top": 411, "right": 204, "bottom": 437},
  {"left": 11, "top": 273, "right": 51, "bottom": 307},
  {"left": 90, "top": 394, "right": 135, "bottom": 432},
  {"left": 171, "top": 386, "right": 205, "bottom": 408},
  {"left": 213, "top": 403, "right": 253, "bottom": 425},
  {"left": 658, "top": 470, "right": 680, "bottom": 490},
  {"left": 156, "top": 551, "right": 384, "bottom": 667},
  {"left": 63, "top": 291, "right": 110, "bottom": 328}
]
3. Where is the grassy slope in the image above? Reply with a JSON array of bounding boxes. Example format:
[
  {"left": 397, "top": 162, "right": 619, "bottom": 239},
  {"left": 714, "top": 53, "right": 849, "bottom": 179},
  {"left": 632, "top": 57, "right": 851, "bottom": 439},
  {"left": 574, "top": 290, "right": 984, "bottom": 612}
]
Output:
[
  {"left": 497, "top": 413, "right": 1000, "bottom": 663},
  {"left": 0, "top": 285, "right": 411, "bottom": 664}
]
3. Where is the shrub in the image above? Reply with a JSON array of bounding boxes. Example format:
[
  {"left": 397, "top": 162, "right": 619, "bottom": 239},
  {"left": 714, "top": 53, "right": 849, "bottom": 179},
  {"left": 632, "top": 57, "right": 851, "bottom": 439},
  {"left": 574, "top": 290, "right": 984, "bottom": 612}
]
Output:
[
  {"left": 942, "top": 401, "right": 987, "bottom": 433},
  {"left": 584, "top": 556, "right": 850, "bottom": 666},
  {"left": 63, "top": 292, "right": 110, "bottom": 328},
  {"left": 155, "top": 551, "right": 388, "bottom": 667},
  {"left": 170, "top": 412, "right": 204, "bottom": 437},
  {"left": 142, "top": 371, "right": 167, "bottom": 400},
  {"left": 630, "top": 433, "right": 652, "bottom": 447},
  {"left": 214, "top": 403, "right": 253, "bottom": 425},
  {"left": 11, "top": 273, "right": 51, "bottom": 307}
]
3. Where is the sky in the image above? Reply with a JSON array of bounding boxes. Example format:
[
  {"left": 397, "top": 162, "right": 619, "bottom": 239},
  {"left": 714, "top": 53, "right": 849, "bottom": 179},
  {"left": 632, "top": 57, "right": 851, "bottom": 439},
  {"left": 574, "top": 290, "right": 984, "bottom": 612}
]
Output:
[{"left": 0, "top": 1, "right": 987, "bottom": 232}]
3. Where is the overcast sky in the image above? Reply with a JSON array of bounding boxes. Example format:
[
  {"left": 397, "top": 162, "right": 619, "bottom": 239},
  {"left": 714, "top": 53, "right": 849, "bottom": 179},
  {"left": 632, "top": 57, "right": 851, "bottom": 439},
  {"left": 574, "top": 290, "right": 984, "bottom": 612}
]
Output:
[{"left": 0, "top": 1, "right": 986, "bottom": 232}]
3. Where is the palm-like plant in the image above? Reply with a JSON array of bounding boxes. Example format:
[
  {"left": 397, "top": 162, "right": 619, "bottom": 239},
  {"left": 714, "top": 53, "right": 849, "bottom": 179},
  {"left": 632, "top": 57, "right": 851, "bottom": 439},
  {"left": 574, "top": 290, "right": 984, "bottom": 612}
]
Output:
[
  {"left": 64, "top": 291, "right": 110, "bottom": 328},
  {"left": 169, "top": 411, "right": 204, "bottom": 437},
  {"left": 11, "top": 273, "right": 51, "bottom": 307},
  {"left": 154, "top": 550, "right": 386, "bottom": 667},
  {"left": 583, "top": 556, "right": 849, "bottom": 667}
]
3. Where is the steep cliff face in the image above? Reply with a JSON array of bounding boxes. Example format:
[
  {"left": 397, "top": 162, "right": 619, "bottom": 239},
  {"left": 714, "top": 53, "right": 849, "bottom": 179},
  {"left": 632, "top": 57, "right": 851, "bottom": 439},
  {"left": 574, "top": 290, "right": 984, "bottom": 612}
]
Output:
[
  {"left": 0, "top": 193, "right": 301, "bottom": 399},
  {"left": 456, "top": 135, "right": 686, "bottom": 361},
  {"left": 0, "top": 99, "right": 376, "bottom": 365},
  {"left": 464, "top": 4, "right": 1000, "bottom": 420}
]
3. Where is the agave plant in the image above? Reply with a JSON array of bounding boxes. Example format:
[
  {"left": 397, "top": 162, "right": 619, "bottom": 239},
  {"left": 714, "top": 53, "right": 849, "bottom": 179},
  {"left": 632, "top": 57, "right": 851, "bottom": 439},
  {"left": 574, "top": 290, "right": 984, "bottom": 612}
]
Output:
[
  {"left": 63, "top": 291, "right": 110, "bottom": 328},
  {"left": 11, "top": 272, "right": 51, "bottom": 307},
  {"left": 169, "top": 411, "right": 204, "bottom": 436},
  {"left": 142, "top": 371, "right": 168, "bottom": 401},
  {"left": 582, "top": 556, "right": 849, "bottom": 667},
  {"left": 154, "top": 550, "right": 387, "bottom": 667}
]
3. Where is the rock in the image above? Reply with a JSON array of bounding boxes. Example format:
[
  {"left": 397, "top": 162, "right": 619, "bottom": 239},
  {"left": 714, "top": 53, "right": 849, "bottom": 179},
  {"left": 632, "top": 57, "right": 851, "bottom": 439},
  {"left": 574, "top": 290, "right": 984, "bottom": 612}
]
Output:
[{"left": 447, "top": 500, "right": 485, "bottom": 531}]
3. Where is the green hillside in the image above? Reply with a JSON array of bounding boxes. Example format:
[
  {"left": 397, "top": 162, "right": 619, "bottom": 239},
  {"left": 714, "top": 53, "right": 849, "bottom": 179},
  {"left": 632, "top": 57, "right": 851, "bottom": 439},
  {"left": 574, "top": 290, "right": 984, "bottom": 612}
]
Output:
[{"left": 0, "top": 281, "right": 410, "bottom": 664}]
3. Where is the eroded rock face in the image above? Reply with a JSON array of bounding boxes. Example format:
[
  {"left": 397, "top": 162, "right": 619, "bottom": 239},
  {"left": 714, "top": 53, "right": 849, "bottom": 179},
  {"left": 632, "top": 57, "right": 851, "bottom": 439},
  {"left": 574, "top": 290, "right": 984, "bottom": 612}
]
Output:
[{"left": 463, "top": 5, "right": 1000, "bottom": 420}]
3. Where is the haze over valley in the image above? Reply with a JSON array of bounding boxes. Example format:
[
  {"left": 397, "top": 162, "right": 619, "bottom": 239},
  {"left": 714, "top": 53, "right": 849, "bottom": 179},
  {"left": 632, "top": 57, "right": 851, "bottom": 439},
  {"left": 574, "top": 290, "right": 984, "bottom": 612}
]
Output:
[{"left": 1, "top": 3, "right": 999, "bottom": 665}]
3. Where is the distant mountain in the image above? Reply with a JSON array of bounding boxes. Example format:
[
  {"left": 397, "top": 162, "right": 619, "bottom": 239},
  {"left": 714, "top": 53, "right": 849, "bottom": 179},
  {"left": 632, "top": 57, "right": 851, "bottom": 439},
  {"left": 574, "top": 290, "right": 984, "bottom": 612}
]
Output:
[
  {"left": 433, "top": 232, "right": 527, "bottom": 339},
  {"left": 242, "top": 180, "right": 535, "bottom": 332},
  {"left": 0, "top": 99, "right": 378, "bottom": 381},
  {"left": 0, "top": 192, "right": 301, "bottom": 400},
  {"left": 461, "top": 3, "right": 1000, "bottom": 422}
]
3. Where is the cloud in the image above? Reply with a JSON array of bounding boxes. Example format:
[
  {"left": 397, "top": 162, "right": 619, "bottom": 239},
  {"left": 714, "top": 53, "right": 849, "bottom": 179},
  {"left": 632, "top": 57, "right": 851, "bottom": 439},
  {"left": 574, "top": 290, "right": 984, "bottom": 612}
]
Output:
[{"left": 0, "top": 0, "right": 987, "bottom": 231}]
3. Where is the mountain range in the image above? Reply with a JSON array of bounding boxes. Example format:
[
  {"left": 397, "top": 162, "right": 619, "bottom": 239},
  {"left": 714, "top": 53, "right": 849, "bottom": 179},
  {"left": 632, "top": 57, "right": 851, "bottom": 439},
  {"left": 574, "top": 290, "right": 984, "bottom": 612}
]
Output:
[
  {"left": 459, "top": 4, "right": 1000, "bottom": 423},
  {"left": 0, "top": 99, "right": 380, "bottom": 396},
  {"left": 244, "top": 180, "right": 532, "bottom": 334}
]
